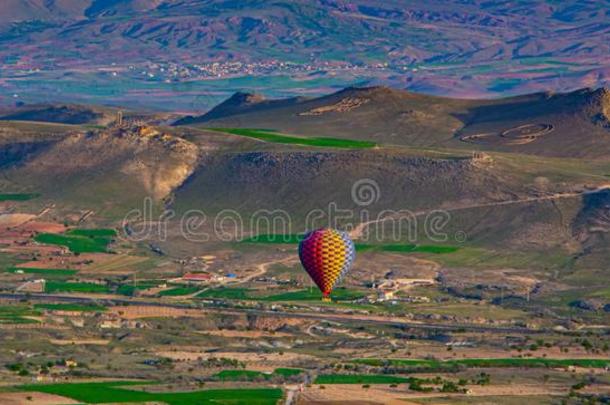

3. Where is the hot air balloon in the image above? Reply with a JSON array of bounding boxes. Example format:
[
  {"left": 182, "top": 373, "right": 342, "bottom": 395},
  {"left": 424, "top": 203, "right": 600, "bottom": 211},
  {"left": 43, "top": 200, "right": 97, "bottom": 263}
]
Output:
[{"left": 298, "top": 228, "right": 356, "bottom": 301}]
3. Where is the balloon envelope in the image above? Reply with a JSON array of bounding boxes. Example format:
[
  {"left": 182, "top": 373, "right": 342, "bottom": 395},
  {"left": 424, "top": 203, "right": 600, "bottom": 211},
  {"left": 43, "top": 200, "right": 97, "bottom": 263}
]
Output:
[{"left": 298, "top": 228, "right": 356, "bottom": 300}]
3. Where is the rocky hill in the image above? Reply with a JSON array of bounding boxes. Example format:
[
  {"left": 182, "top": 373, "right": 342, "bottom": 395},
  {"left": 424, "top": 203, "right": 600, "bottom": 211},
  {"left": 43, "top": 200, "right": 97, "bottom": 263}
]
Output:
[
  {"left": 0, "top": 122, "right": 200, "bottom": 212},
  {"left": 179, "top": 86, "right": 610, "bottom": 158}
]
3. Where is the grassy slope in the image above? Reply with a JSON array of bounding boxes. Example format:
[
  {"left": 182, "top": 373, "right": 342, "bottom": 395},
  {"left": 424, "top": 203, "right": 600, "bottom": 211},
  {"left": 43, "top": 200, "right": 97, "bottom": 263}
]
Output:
[
  {"left": 199, "top": 87, "right": 610, "bottom": 159},
  {"left": 208, "top": 128, "right": 376, "bottom": 148}
]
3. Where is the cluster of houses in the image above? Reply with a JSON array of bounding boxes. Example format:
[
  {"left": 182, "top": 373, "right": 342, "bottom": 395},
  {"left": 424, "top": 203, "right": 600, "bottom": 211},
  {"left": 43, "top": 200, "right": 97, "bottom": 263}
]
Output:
[{"left": 169, "top": 272, "right": 237, "bottom": 285}]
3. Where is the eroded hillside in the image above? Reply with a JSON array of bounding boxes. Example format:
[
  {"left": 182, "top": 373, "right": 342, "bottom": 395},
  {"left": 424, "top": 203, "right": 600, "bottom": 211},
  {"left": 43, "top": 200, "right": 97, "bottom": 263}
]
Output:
[
  {"left": 181, "top": 86, "right": 610, "bottom": 158},
  {"left": 0, "top": 122, "right": 200, "bottom": 211}
]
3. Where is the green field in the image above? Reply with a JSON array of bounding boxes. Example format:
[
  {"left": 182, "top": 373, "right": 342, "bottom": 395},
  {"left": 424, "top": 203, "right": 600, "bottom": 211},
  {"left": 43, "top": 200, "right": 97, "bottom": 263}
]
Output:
[
  {"left": 214, "top": 368, "right": 304, "bottom": 381},
  {"left": 197, "top": 286, "right": 365, "bottom": 302},
  {"left": 117, "top": 280, "right": 164, "bottom": 296},
  {"left": 68, "top": 229, "right": 117, "bottom": 237},
  {"left": 273, "top": 368, "right": 304, "bottom": 377},
  {"left": 33, "top": 303, "right": 107, "bottom": 312},
  {"left": 19, "top": 381, "right": 282, "bottom": 405},
  {"left": 314, "top": 374, "right": 411, "bottom": 384},
  {"left": 7, "top": 267, "right": 78, "bottom": 277},
  {"left": 0, "top": 305, "right": 40, "bottom": 324},
  {"left": 34, "top": 228, "right": 117, "bottom": 253},
  {"left": 209, "top": 128, "right": 376, "bottom": 149},
  {"left": 197, "top": 287, "right": 252, "bottom": 300},
  {"left": 44, "top": 281, "right": 110, "bottom": 294},
  {"left": 352, "top": 358, "right": 610, "bottom": 369},
  {"left": 240, "top": 234, "right": 459, "bottom": 254},
  {"left": 0, "top": 193, "right": 39, "bottom": 201},
  {"left": 158, "top": 286, "right": 201, "bottom": 296},
  {"left": 260, "top": 287, "right": 366, "bottom": 302}
]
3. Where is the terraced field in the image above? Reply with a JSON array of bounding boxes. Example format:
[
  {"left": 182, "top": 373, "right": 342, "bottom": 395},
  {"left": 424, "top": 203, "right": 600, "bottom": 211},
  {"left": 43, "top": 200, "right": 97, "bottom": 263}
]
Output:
[{"left": 0, "top": 305, "right": 40, "bottom": 324}]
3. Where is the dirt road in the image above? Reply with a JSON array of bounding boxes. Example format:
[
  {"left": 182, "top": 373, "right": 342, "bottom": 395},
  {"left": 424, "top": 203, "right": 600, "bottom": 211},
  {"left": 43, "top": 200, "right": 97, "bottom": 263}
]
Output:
[{"left": 350, "top": 186, "right": 610, "bottom": 239}]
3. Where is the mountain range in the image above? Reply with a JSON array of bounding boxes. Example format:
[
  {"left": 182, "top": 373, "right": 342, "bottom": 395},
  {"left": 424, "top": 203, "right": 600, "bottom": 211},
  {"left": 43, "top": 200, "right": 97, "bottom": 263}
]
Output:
[
  {"left": 2, "top": 0, "right": 610, "bottom": 65},
  {"left": 1, "top": 0, "right": 610, "bottom": 109}
]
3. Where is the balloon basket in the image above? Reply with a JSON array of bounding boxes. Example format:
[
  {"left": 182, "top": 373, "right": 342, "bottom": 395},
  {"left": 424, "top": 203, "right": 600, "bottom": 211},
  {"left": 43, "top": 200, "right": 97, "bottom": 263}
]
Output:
[{"left": 321, "top": 296, "right": 332, "bottom": 302}]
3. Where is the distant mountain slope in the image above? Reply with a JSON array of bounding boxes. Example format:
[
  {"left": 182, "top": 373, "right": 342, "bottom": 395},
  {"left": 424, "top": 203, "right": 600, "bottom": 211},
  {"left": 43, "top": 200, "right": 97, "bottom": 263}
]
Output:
[
  {"left": 176, "top": 86, "right": 469, "bottom": 145},
  {"left": 0, "top": 0, "right": 609, "bottom": 101},
  {"left": 0, "top": 104, "right": 109, "bottom": 125},
  {"left": 2, "top": 1, "right": 609, "bottom": 65},
  {"left": 175, "top": 92, "right": 307, "bottom": 125},
  {"left": 0, "top": 0, "right": 89, "bottom": 26},
  {"left": 179, "top": 86, "right": 610, "bottom": 158}
]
